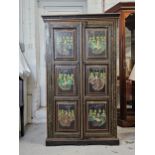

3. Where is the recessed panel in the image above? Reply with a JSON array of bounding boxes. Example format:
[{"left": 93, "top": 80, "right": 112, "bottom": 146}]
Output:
[
  {"left": 55, "top": 101, "right": 78, "bottom": 132},
  {"left": 54, "top": 29, "right": 77, "bottom": 60},
  {"left": 55, "top": 65, "right": 78, "bottom": 96},
  {"left": 85, "top": 28, "right": 108, "bottom": 59},
  {"left": 86, "top": 65, "right": 108, "bottom": 95},
  {"left": 86, "top": 101, "right": 108, "bottom": 131}
]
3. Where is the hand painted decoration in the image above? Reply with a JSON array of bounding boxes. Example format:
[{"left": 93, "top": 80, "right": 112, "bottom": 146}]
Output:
[
  {"left": 88, "top": 35, "right": 106, "bottom": 55},
  {"left": 88, "top": 71, "right": 106, "bottom": 91},
  {"left": 88, "top": 108, "right": 106, "bottom": 127},
  {"left": 58, "top": 103, "right": 76, "bottom": 129},
  {"left": 55, "top": 32, "right": 73, "bottom": 56},
  {"left": 58, "top": 108, "right": 75, "bottom": 127},
  {"left": 57, "top": 73, "right": 74, "bottom": 91}
]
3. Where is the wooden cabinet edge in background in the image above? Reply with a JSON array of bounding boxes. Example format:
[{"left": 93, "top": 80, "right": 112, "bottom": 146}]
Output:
[{"left": 106, "top": 2, "right": 135, "bottom": 127}]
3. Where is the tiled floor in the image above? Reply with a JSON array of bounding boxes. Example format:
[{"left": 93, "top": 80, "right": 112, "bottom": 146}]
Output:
[{"left": 19, "top": 123, "right": 134, "bottom": 155}]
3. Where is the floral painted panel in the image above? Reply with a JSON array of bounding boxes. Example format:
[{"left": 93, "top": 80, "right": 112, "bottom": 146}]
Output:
[
  {"left": 56, "top": 101, "right": 77, "bottom": 131},
  {"left": 57, "top": 72, "right": 74, "bottom": 91},
  {"left": 87, "top": 101, "right": 107, "bottom": 130},
  {"left": 86, "top": 28, "right": 107, "bottom": 59},
  {"left": 86, "top": 65, "right": 108, "bottom": 95},
  {"left": 55, "top": 65, "right": 78, "bottom": 96},
  {"left": 54, "top": 29, "right": 77, "bottom": 60}
]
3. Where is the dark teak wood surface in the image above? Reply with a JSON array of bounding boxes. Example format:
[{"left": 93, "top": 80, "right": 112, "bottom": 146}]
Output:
[{"left": 43, "top": 14, "right": 119, "bottom": 145}]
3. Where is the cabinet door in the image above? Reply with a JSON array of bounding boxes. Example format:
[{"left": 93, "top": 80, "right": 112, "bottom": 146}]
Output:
[
  {"left": 48, "top": 22, "right": 82, "bottom": 138},
  {"left": 83, "top": 21, "right": 117, "bottom": 138}
]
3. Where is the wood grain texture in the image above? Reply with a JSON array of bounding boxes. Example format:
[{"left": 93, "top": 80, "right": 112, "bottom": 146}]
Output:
[{"left": 43, "top": 14, "right": 119, "bottom": 145}]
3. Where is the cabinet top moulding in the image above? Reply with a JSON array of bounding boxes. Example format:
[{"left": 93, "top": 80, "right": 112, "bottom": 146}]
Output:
[{"left": 42, "top": 13, "right": 120, "bottom": 22}]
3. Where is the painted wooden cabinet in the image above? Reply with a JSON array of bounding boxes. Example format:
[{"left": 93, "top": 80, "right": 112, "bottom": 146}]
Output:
[{"left": 42, "top": 14, "right": 119, "bottom": 145}]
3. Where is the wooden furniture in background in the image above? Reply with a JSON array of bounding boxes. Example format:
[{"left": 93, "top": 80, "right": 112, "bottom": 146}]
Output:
[
  {"left": 105, "top": 2, "right": 135, "bottom": 127},
  {"left": 19, "top": 77, "right": 24, "bottom": 136},
  {"left": 43, "top": 14, "right": 119, "bottom": 145}
]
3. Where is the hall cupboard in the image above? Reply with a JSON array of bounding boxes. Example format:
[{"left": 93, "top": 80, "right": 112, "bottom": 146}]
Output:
[{"left": 42, "top": 14, "right": 119, "bottom": 145}]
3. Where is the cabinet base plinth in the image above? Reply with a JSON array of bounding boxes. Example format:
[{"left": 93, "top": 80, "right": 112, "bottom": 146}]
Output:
[{"left": 46, "top": 138, "right": 119, "bottom": 146}]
